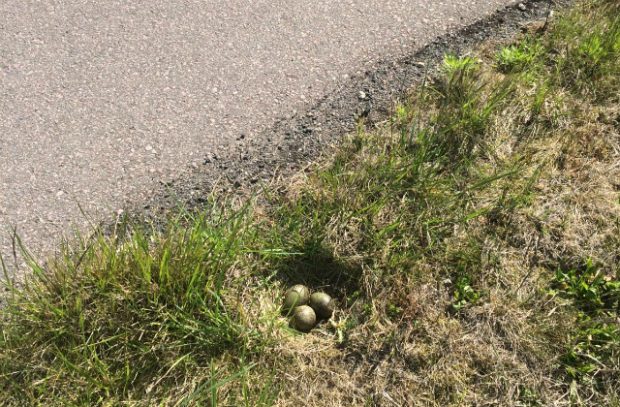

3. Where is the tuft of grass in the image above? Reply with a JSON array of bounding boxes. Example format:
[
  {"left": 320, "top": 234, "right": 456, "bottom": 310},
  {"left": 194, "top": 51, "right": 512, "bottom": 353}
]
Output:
[
  {"left": 553, "top": 260, "right": 620, "bottom": 385},
  {"left": 451, "top": 275, "right": 481, "bottom": 312},
  {"left": 1, "top": 1, "right": 619, "bottom": 405},
  {"left": 495, "top": 39, "right": 543, "bottom": 73},
  {"left": 0, "top": 204, "right": 281, "bottom": 405},
  {"left": 549, "top": 1, "right": 620, "bottom": 97}
]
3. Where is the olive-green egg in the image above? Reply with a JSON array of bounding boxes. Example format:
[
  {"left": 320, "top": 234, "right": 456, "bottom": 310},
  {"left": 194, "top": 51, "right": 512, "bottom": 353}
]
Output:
[
  {"left": 282, "top": 284, "right": 310, "bottom": 313},
  {"left": 289, "top": 284, "right": 310, "bottom": 301},
  {"left": 309, "top": 292, "right": 335, "bottom": 319},
  {"left": 291, "top": 305, "right": 317, "bottom": 332}
]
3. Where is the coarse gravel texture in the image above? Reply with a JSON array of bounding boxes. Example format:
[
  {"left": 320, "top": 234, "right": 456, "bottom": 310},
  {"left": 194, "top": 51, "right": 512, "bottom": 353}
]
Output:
[{"left": 0, "top": 0, "right": 563, "bottom": 274}]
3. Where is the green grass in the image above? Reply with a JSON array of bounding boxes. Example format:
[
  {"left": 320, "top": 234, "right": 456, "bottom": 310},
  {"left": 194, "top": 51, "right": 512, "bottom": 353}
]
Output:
[
  {"left": 496, "top": 39, "right": 543, "bottom": 73},
  {"left": 1, "top": 205, "right": 278, "bottom": 405},
  {"left": 1, "top": 1, "right": 619, "bottom": 405},
  {"left": 553, "top": 260, "right": 620, "bottom": 385}
]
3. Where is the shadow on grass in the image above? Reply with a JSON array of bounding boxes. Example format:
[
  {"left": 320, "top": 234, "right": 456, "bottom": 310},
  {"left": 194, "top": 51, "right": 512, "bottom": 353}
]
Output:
[{"left": 269, "top": 238, "right": 362, "bottom": 299}]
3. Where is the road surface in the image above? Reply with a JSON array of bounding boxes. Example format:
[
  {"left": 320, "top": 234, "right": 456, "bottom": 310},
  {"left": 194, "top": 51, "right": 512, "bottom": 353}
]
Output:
[{"left": 1, "top": 0, "right": 522, "bottom": 272}]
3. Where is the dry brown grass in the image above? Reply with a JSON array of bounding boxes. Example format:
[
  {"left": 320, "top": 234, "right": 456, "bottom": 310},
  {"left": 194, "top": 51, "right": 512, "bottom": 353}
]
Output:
[
  {"left": 262, "top": 9, "right": 620, "bottom": 405},
  {"left": 267, "top": 103, "right": 619, "bottom": 407}
]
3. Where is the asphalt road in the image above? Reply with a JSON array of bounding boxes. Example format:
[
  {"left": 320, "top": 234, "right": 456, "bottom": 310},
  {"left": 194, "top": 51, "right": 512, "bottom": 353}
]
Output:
[{"left": 1, "top": 0, "right": 520, "bottom": 272}]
